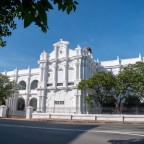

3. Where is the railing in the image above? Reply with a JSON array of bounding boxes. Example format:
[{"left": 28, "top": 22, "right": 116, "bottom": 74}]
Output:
[
  {"left": 5, "top": 106, "right": 144, "bottom": 119},
  {"left": 89, "top": 107, "right": 144, "bottom": 114},
  {"left": 32, "top": 112, "right": 144, "bottom": 123}
]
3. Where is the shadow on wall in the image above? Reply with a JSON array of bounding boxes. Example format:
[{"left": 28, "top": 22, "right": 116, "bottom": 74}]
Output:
[{"left": 108, "top": 139, "right": 144, "bottom": 144}]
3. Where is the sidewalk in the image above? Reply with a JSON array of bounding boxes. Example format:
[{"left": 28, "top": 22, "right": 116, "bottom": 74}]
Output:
[{"left": 1, "top": 117, "right": 144, "bottom": 124}]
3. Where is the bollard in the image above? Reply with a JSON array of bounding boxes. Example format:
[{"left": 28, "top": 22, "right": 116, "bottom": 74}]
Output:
[
  {"left": 122, "top": 116, "right": 125, "bottom": 124},
  {"left": 95, "top": 116, "right": 97, "bottom": 122},
  {"left": 70, "top": 115, "right": 73, "bottom": 120}
]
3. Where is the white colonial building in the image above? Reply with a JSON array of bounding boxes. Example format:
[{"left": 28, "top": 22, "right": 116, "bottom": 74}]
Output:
[{"left": 2, "top": 39, "right": 144, "bottom": 116}]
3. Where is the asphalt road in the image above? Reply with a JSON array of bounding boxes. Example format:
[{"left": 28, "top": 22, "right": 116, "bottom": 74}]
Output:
[{"left": 0, "top": 119, "right": 144, "bottom": 144}]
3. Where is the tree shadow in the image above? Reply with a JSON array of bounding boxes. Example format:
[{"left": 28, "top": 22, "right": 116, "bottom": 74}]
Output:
[{"left": 108, "top": 139, "right": 144, "bottom": 144}]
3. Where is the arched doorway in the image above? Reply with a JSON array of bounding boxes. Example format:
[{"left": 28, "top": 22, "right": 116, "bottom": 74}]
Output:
[
  {"left": 29, "top": 98, "right": 37, "bottom": 111},
  {"left": 17, "top": 98, "right": 25, "bottom": 111}
]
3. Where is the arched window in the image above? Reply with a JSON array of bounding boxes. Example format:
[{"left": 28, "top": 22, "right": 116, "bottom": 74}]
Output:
[
  {"left": 31, "top": 80, "right": 39, "bottom": 90},
  {"left": 68, "top": 67, "right": 74, "bottom": 82},
  {"left": 18, "top": 81, "right": 26, "bottom": 90},
  {"left": 17, "top": 98, "right": 25, "bottom": 111},
  {"left": 29, "top": 98, "right": 37, "bottom": 111}
]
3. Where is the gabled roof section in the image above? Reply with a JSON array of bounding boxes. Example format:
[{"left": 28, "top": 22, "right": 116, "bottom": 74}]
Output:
[
  {"left": 53, "top": 39, "right": 69, "bottom": 47},
  {"left": 49, "top": 39, "right": 82, "bottom": 60}
]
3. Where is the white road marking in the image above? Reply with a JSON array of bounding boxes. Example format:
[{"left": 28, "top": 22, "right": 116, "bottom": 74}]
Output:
[{"left": 0, "top": 124, "right": 144, "bottom": 137}]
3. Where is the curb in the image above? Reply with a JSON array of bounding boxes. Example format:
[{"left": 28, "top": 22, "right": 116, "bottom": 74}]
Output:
[{"left": 1, "top": 117, "right": 144, "bottom": 125}]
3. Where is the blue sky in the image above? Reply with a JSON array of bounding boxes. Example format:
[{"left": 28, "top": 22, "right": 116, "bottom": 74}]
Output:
[{"left": 1, "top": 0, "right": 144, "bottom": 71}]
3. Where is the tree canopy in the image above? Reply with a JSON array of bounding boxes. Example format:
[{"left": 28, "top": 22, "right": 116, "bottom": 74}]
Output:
[
  {"left": 0, "top": 74, "right": 17, "bottom": 105},
  {"left": 0, "top": 0, "right": 78, "bottom": 47},
  {"left": 78, "top": 62, "right": 144, "bottom": 111},
  {"left": 115, "top": 62, "right": 144, "bottom": 108},
  {"left": 78, "top": 71, "right": 116, "bottom": 108}
]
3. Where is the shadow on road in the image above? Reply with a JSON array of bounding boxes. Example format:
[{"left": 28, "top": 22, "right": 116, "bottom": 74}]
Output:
[
  {"left": 0, "top": 119, "right": 99, "bottom": 144},
  {"left": 108, "top": 139, "right": 144, "bottom": 144}
]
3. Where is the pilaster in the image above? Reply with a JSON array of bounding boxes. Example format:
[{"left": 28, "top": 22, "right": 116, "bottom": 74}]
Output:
[
  {"left": 139, "top": 53, "right": 143, "bottom": 62},
  {"left": 53, "top": 63, "right": 57, "bottom": 89},
  {"left": 37, "top": 51, "right": 49, "bottom": 112},
  {"left": 117, "top": 56, "right": 122, "bottom": 72},
  {"left": 26, "top": 67, "right": 31, "bottom": 107},
  {"left": 63, "top": 62, "right": 68, "bottom": 87},
  {"left": 14, "top": 68, "right": 18, "bottom": 83},
  {"left": 78, "top": 59, "right": 82, "bottom": 81}
]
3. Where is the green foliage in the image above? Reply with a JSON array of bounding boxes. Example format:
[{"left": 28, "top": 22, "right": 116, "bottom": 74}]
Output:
[
  {"left": 78, "top": 62, "right": 144, "bottom": 109},
  {"left": 78, "top": 71, "right": 117, "bottom": 108},
  {"left": 103, "top": 96, "right": 116, "bottom": 107},
  {"left": 116, "top": 62, "right": 144, "bottom": 107},
  {"left": 0, "top": 74, "right": 17, "bottom": 105},
  {"left": 0, "top": 0, "right": 78, "bottom": 47},
  {"left": 124, "top": 96, "right": 141, "bottom": 107}
]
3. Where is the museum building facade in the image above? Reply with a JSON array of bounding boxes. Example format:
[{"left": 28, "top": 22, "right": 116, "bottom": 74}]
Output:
[{"left": 2, "top": 39, "right": 143, "bottom": 115}]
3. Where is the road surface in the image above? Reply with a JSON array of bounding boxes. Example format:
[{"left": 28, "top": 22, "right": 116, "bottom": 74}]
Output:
[{"left": 0, "top": 119, "right": 144, "bottom": 144}]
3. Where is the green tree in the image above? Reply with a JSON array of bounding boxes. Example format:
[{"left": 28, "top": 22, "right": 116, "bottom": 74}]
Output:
[
  {"left": 78, "top": 71, "right": 116, "bottom": 109},
  {"left": 103, "top": 96, "right": 116, "bottom": 107},
  {"left": 116, "top": 62, "right": 144, "bottom": 108},
  {"left": 78, "top": 62, "right": 144, "bottom": 113},
  {"left": 124, "top": 96, "right": 141, "bottom": 107},
  {"left": 0, "top": 0, "right": 78, "bottom": 47},
  {"left": 0, "top": 74, "right": 17, "bottom": 105}
]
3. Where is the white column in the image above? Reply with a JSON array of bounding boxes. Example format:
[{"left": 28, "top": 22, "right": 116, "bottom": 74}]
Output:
[
  {"left": 139, "top": 53, "right": 143, "bottom": 62},
  {"left": 37, "top": 94, "right": 41, "bottom": 112},
  {"left": 0, "top": 105, "right": 7, "bottom": 118},
  {"left": 75, "top": 63, "right": 78, "bottom": 80},
  {"left": 43, "top": 63, "right": 48, "bottom": 83},
  {"left": 82, "top": 58, "right": 86, "bottom": 80},
  {"left": 37, "top": 89, "right": 46, "bottom": 113},
  {"left": 37, "top": 51, "right": 49, "bottom": 113},
  {"left": 75, "top": 89, "right": 81, "bottom": 114},
  {"left": 78, "top": 60, "right": 82, "bottom": 81},
  {"left": 53, "top": 64, "right": 57, "bottom": 88},
  {"left": 84, "top": 60, "right": 87, "bottom": 80},
  {"left": 26, "top": 106, "right": 34, "bottom": 119},
  {"left": 117, "top": 56, "right": 121, "bottom": 72},
  {"left": 14, "top": 68, "right": 18, "bottom": 83},
  {"left": 11, "top": 98, "right": 14, "bottom": 111},
  {"left": 63, "top": 63, "right": 68, "bottom": 87},
  {"left": 41, "top": 91, "right": 46, "bottom": 112},
  {"left": 40, "top": 65, "right": 44, "bottom": 81},
  {"left": 13, "top": 93, "right": 18, "bottom": 111},
  {"left": 26, "top": 67, "right": 31, "bottom": 107},
  {"left": 10, "top": 98, "right": 12, "bottom": 108}
]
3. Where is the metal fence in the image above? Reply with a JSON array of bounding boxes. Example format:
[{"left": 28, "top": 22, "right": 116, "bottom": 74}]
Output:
[
  {"left": 6, "top": 106, "right": 144, "bottom": 118},
  {"left": 90, "top": 107, "right": 144, "bottom": 114}
]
